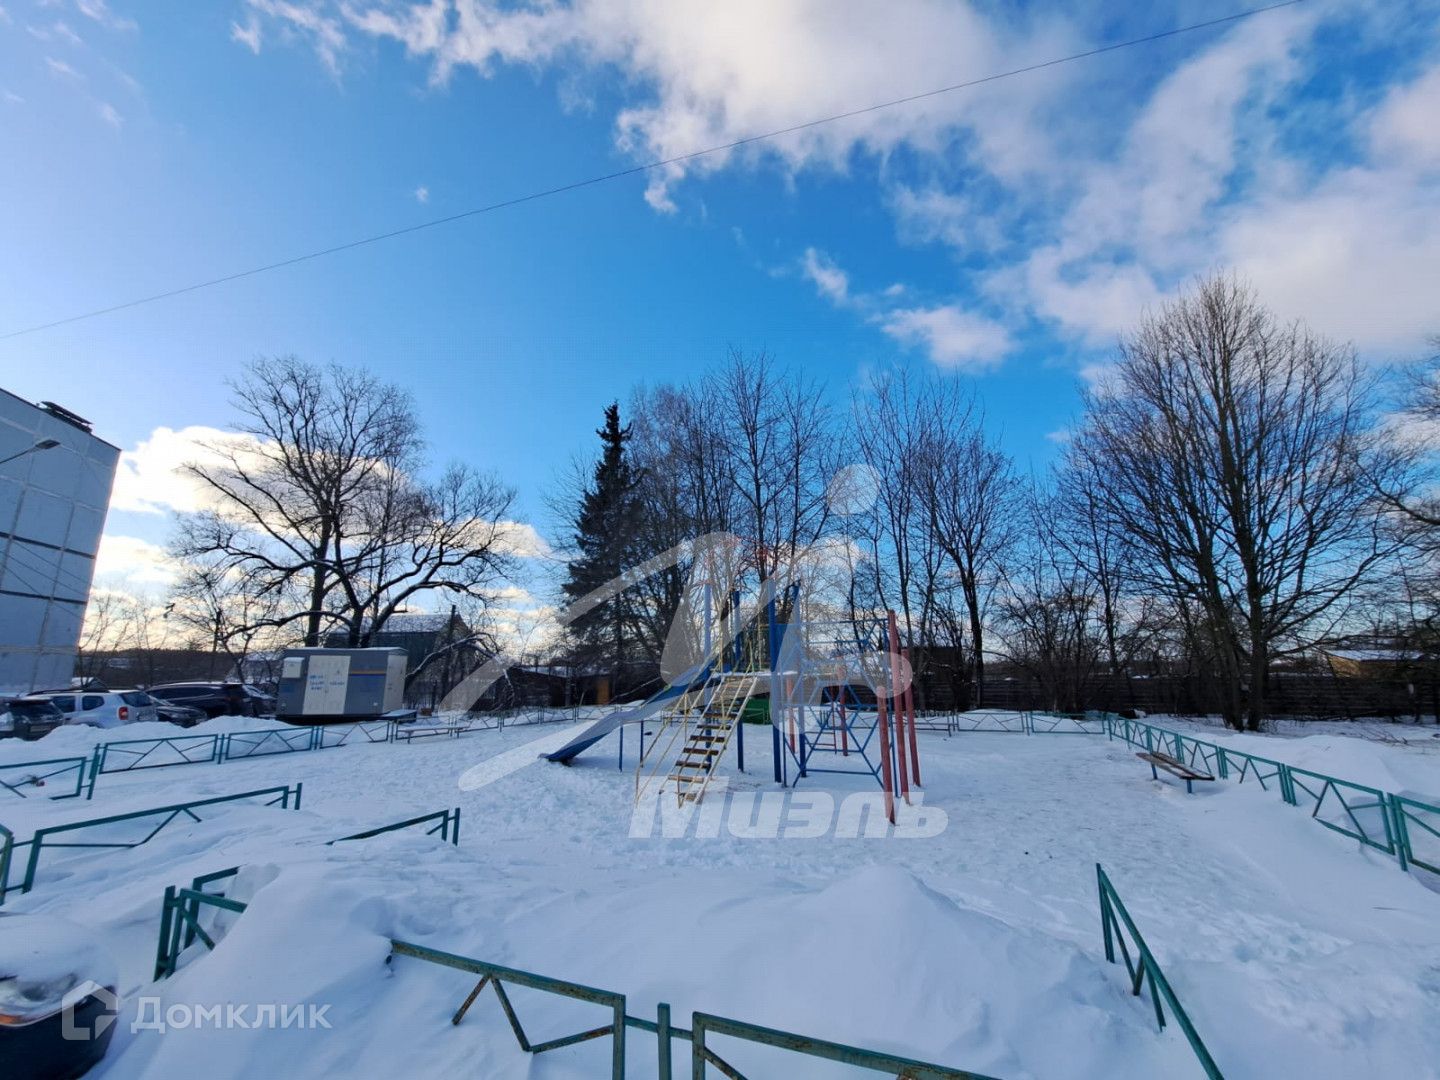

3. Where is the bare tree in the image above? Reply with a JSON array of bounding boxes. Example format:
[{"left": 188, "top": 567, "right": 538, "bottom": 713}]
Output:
[
  {"left": 175, "top": 357, "right": 520, "bottom": 653},
  {"left": 1070, "top": 274, "right": 1396, "bottom": 730},
  {"left": 714, "top": 349, "right": 836, "bottom": 594},
  {"left": 176, "top": 356, "right": 418, "bottom": 645},
  {"left": 916, "top": 388, "right": 1023, "bottom": 707}
]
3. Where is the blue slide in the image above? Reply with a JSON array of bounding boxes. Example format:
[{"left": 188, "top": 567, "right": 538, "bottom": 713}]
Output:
[{"left": 544, "top": 662, "right": 714, "bottom": 764}]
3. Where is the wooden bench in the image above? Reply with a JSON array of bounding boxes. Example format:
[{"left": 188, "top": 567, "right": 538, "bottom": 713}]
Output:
[{"left": 1136, "top": 751, "right": 1214, "bottom": 794}]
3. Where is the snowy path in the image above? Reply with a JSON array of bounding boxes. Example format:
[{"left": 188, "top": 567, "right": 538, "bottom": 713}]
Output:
[{"left": 3, "top": 719, "right": 1438, "bottom": 1078}]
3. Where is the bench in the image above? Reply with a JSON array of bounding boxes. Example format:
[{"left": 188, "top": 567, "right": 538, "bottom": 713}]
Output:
[
  {"left": 1136, "top": 751, "right": 1214, "bottom": 794},
  {"left": 395, "top": 719, "right": 473, "bottom": 744}
]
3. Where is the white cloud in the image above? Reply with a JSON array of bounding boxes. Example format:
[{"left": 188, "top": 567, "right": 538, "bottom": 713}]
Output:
[
  {"left": 31, "top": 19, "right": 83, "bottom": 45},
  {"left": 799, "top": 246, "right": 848, "bottom": 305},
  {"left": 94, "top": 533, "right": 175, "bottom": 587},
  {"left": 1372, "top": 65, "right": 1440, "bottom": 167},
  {"left": 2, "top": 89, "right": 22, "bottom": 105},
  {"left": 413, "top": 184, "right": 429, "bottom": 203},
  {"left": 231, "top": 15, "right": 263, "bottom": 54},
  {"left": 44, "top": 55, "right": 83, "bottom": 80},
  {"left": 879, "top": 304, "right": 1011, "bottom": 370},
  {"left": 253, "top": 1, "right": 1071, "bottom": 208},
  {"left": 110, "top": 425, "right": 266, "bottom": 515},
  {"left": 96, "top": 100, "right": 122, "bottom": 128},
  {"left": 242, "top": 2, "right": 1440, "bottom": 362},
  {"left": 75, "top": 0, "right": 136, "bottom": 32},
  {"left": 245, "top": 0, "right": 346, "bottom": 75},
  {"left": 889, "top": 186, "right": 1001, "bottom": 253},
  {"left": 496, "top": 521, "right": 552, "bottom": 559}
]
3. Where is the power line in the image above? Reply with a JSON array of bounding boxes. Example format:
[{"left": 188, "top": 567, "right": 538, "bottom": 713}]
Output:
[{"left": 1, "top": 0, "right": 1306, "bottom": 342}]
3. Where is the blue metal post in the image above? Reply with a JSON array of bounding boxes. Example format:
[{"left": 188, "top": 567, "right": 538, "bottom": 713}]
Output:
[{"left": 768, "top": 586, "right": 784, "bottom": 785}]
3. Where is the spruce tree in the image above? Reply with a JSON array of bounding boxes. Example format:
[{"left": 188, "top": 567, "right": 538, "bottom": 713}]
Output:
[{"left": 562, "top": 402, "right": 643, "bottom": 696}]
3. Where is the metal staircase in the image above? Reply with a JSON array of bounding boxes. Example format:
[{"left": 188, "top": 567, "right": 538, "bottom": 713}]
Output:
[{"left": 634, "top": 673, "right": 759, "bottom": 807}]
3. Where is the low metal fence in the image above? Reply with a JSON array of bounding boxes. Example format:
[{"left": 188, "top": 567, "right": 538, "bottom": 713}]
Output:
[
  {"left": 314, "top": 720, "right": 397, "bottom": 747},
  {"left": 689, "top": 1011, "right": 997, "bottom": 1079},
  {"left": 1284, "top": 767, "right": 1395, "bottom": 854},
  {"left": 950, "top": 710, "right": 1028, "bottom": 734},
  {"left": 86, "top": 733, "right": 223, "bottom": 794},
  {"left": 155, "top": 866, "right": 245, "bottom": 979},
  {"left": 1097, "top": 864, "right": 1223, "bottom": 1080},
  {"left": 1028, "top": 712, "right": 1109, "bottom": 735},
  {"left": 154, "top": 879, "right": 998, "bottom": 1079},
  {"left": 221, "top": 727, "right": 319, "bottom": 760},
  {"left": 3, "top": 783, "right": 302, "bottom": 897},
  {"left": 0, "top": 824, "right": 12, "bottom": 906},
  {"left": 330, "top": 807, "right": 461, "bottom": 846},
  {"left": 1, "top": 756, "right": 88, "bottom": 800},
  {"left": 1106, "top": 716, "right": 1440, "bottom": 882},
  {"left": 1390, "top": 794, "right": 1440, "bottom": 875}
]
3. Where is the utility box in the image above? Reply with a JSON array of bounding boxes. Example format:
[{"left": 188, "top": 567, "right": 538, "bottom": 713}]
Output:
[{"left": 275, "top": 647, "right": 408, "bottom": 724}]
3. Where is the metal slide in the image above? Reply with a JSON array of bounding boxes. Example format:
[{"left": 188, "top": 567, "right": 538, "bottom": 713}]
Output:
[{"left": 542, "top": 662, "right": 714, "bottom": 764}]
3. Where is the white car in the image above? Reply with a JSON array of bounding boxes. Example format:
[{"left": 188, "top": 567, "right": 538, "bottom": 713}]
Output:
[{"left": 40, "top": 690, "right": 159, "bottom": 729}]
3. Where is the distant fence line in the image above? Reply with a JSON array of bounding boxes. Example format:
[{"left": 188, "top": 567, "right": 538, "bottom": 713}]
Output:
[{"left": 971, "top": 672, "right": 1440, "bottom": 721}]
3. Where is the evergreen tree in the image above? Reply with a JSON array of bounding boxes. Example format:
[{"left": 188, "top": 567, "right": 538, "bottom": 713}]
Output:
[{"left": 562, "top": 403, "right": 643, "bottom": 695}]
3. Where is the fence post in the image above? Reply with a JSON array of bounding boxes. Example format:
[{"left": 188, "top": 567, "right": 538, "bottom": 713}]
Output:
[
  {"left": 657, "top": 1002, "right": 672, "bottom": 1080},
  {"left": 1390, "top": 796, "right": 1411, "bottom": 872},
  {"left": 612, "top": 998, "right": 626, "bottom": 1080},
  {"left": 691, "top": 1014, "right": 706, "bottom": 1080},
  {"left": 1098, "top": 866, "right": 1115, "bottom": 963},
  {"left": 155, "top": 885, "right": 177, "bottom": 979}
]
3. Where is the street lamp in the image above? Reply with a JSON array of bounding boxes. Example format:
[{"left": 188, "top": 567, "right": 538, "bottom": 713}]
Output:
[{"left": 0, "top": 438, "right": 61, "bottom": 467}]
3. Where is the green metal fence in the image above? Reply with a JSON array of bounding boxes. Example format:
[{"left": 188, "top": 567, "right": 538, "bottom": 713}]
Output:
[
  {"left": 1, "top": 756, "right": 88, "bottom": 800},
  {"left": 315, "top": 720, "right": 397, "bottom": 747},
  {"left": 1284, "top": 767, "right": 1395, "bottom": 853},
  {"left": 950, "top": 711, "right": 1028, "bottom": 733},
  {"left": 155, "top": 867, "right": 245, "bottom": 979},
  {"left": 0, "top": 823, "right": 12, "bottom": 906},
  {"left": 4, "top": 782, "right": 301, "bottom": 897},
  {"left": 1105, "top": 716, "right": 1440, "bottom": 880},
  {"left": 1096, "top": 864, "right": 1224, "bottom": 1080},
  {"left": 86, "top": 733, "right": 223, "bottom": 795},
  {"left": 1028, "top": 711, "right": 1109, "bottom": 735},
  {"left": 329, "top": 807, "right": 461, "bottom": 846},
  {"left": 689, "top": 1011, "right": 999, "bottom": 1079},
  {"left": 221, "top": 727, "right": 319, "bottom": 760},
  {"left": 154, "top": 877, "right": 1000, "bottom": 1079},
  {"left": 1390, "top": 794, "right": 1440, "bottom": 875}
]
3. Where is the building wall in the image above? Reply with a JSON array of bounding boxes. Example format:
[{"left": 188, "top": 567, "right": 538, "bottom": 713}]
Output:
[{"left": 0, "top": 390, "right": 118, "bottom": 695}]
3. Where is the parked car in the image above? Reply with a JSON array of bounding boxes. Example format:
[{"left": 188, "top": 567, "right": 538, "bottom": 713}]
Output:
[
  {"left": 0, "top": 697, "right": 66, "bottom": 741},
  {"left": 146, "top": 682, "right": 275, "bottom": 719},
  {"left": 0, "top": 913, "right": 119, "bottom": 1079},
  {"left": 39, "top": 691, "right": 159, "bottom": 729},
  {"left": 136, "top": 693, "right": 206, "bottom": 728}
]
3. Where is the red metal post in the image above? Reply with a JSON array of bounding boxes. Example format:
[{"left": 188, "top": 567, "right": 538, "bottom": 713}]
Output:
[
  {"left": 903, "top": 646, "right": 921, "bottom": 786},
  {"left": 876, "top": 685, "right": 896, "bottom": 824},
  {"left": 887, "top": 611, "right": 910, "bottom": 805}
]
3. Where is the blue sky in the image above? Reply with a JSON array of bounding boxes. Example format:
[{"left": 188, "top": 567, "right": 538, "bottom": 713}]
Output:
[{"left": 2, "top": 1, "right": 1438, "bottom": 629}]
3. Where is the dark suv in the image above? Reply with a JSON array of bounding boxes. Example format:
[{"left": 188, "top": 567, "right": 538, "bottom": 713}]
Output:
[
  {"left": 146, "top": 682, "right": 275, "bottom": 719},
  {"left": 0, "top": 697, "right": 65, "bottom": 740}
]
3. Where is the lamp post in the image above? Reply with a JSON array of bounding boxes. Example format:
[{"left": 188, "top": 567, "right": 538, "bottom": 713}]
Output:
[{"left": 0, "top": 438, "right": 61, "bottom": 467}]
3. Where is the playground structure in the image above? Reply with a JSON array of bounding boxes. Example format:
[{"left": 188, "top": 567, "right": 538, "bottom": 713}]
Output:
[{"left": 548, "top": 582, "right": 924, "bottom": 822}]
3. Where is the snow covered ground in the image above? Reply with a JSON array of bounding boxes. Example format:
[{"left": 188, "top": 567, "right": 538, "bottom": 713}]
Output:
[{"left": 3, "top": 712, "right": 1439, "bottom": 1079}]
